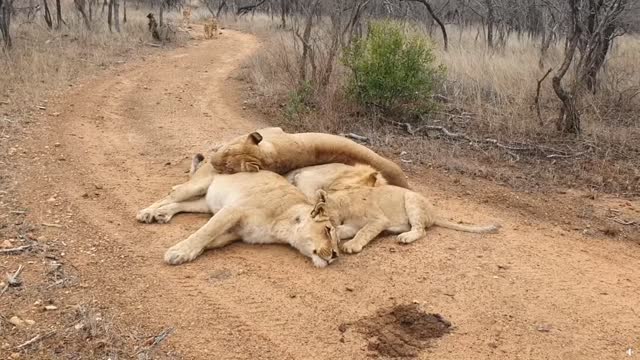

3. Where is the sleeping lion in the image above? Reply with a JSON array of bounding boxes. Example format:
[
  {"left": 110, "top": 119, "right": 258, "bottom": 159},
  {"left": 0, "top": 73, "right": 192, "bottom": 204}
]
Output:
[
  {"left": 311, "top": 166, "right": 500, "bottom": 254},
  {"left": 141, "top": 154, "right": 340, "bottom": 268},
  {"left": 209, "top": 127, "right": 410, "bottom": 188}
]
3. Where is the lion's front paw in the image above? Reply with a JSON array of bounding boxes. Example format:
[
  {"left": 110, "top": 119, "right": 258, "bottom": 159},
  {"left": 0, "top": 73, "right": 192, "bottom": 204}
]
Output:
[
  {"left": 136, "top": 208, "right": 156, "bottom": 223},
  {"left": 340, "top": 240, "right": 363, "bottom": 254},
  {"left": 164, "top": 243, "right": 203, "bottom": 265},
  {"left": 397, "top": 230, "right": 425, "bottom": 244}
]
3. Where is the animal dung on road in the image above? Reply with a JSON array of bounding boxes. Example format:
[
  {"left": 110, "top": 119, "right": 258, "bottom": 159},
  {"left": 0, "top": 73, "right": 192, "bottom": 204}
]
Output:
[{"left": 349, "top": 303, "right": 452, "bottom": 358}]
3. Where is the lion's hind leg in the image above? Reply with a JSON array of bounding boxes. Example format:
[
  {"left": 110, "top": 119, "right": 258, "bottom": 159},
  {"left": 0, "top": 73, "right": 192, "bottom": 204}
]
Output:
[
  {"left": 164, "top": 207, "right": 241, "bottom": 265},
  {"left": 397, "top": 192, "right": 429, "bottom": 244}
]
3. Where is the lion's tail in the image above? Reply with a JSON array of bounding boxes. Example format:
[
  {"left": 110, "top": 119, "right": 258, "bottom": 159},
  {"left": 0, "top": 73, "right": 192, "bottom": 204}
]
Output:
[
  {"left": 434, "top": 219, "right": 501, "bottom": 234},
  {"left": 305, "top": 133, "right": 410, "bottom": 189}
]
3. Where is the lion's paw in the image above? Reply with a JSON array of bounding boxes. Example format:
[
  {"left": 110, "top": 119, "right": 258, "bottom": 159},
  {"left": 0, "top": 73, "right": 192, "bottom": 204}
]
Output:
[
  {"left": 164, "top": 243, "right": 203, "bottom": 265},
  {"left": 397, "top": 230, "right": 424, "bottom": 244},
  {"left": 340, "top": 240, "right": 363, "bottom": 254},
  {"left": 136, "top": 208, "right": 156, "bottom": 223}
]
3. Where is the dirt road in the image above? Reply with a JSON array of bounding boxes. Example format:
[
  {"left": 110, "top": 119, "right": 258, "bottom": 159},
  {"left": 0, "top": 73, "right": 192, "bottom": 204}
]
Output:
[{"left": 5, "top": 29, "right": 640, "bottom": 359}]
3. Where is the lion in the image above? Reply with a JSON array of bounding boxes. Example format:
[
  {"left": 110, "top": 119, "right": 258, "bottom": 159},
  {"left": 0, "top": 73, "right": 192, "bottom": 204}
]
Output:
[
  {"left": 182, "top": 7, "right": 191, "bottom": 25},
  {"left": 285, "top": 163, "right": 387, "bottom": 200},
  {"left": 204, "top": 18, "right": 218, "bottom": 39},
  {"left": 209, "top": 127, "right": 410, "bottom": 188},
  {"left": 140, "top": 154, "right": 340, "bottom": 268},
  {"left": 312, "top": 167, "right": 500, "bottom": 254}
]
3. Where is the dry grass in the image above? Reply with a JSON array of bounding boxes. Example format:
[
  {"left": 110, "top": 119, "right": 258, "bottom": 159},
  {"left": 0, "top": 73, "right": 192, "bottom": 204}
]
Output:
[{"left": 236, "top": 17, "right": 640, "bottom": 194}]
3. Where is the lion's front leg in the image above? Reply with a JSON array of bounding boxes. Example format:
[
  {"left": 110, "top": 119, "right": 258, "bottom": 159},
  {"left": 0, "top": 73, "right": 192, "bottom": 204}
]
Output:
[
  {"left": 149, "top": 198, "right": 212, "bottom": 224},
  {"left": 137, "top": 175, "right": 213, "bottom": 223},
  {"left": 340, "top": 221, "right": 387, "bottom": 254},
  {"left": 164, "top": 207, "right": 241, "bottom": 265}
]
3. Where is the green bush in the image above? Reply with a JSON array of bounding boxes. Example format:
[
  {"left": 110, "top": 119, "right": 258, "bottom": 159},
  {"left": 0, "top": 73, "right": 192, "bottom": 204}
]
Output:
[{"left": 344, "top": 21, "right": 445, "bottom": 114}]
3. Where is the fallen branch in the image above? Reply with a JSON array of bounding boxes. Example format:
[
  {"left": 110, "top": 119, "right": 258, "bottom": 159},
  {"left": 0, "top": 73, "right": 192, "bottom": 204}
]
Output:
[
  {"left": 1, "top": 264, "right": 25, "bottom": 296},
  {"left": 0, "top": 245, "right": 32, "bottom": 254},
  {"left": 144, "top": 42, "right": 162, "bottom": 48},
  {"left": 339, "top": 132, "right": 369, "bottom": 143},
  {"left": 138, "top": 327, "right": 175, "bottom": 355},
  {"left": 389, "top": 119, "right": 585, "bottom": 160},
  {"left": 15, "top": 331, "right": 56, "bottom": 349},
  {"left": 612, "top": 218, "right": 636, "bottom": 226},
  {"left": 534, "top": 68, "right": 553, "bottom": 126}
]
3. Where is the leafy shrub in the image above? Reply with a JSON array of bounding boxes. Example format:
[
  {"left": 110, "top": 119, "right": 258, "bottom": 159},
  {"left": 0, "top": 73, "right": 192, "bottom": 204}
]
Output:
[{"left": 344, "top": 21, "right": 445, "bottom": 114}]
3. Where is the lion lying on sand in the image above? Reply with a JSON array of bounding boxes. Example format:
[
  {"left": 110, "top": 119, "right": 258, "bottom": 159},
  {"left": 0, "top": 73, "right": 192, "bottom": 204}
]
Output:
[
  {"left": 143, "top": 154, "right": 340, "bottom": 268},
  {"left": 209, "top": 127, "right": 410, "bottom": 188},
  {"left": 310, "top": 166, "right": 500, "bottom": 254}
]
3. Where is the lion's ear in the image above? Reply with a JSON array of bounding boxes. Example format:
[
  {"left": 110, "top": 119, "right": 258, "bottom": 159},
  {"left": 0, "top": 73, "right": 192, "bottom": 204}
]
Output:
[
  {"left": 242, "top": 161, "right": 261, "bottom": 172},
  {"left": 247, "top": 132, "right": 263, "bottom": 145},
  {"left": 315, "top": 189, "right": 328, "bottom": 203},
  {"left": 310, "top": 202, "right": 328, "bottom": 220},
  {"left": 366, "top": 172, "right": 379, "bottom": 186}
]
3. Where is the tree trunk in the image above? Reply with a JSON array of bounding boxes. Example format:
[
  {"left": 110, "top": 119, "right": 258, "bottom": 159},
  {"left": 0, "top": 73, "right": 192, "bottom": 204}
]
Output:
[
  {"left": 216, "top": 0, "right": 227, "bottom": 17},
  {"left": 55, "top": 0, "right": 63, "bottom": 29},
  {"left": 159, "top": 2, "right": 163, "bottom": 27},
  {"left": 485, "top": 0, "right": 494, "bottom": 48},
  {"left": 102, "top": 0, "right": 106, "bottom": 14},
  {"left": 113, "top": 0, "right": 120, "bottom": 32},
  {"left": 43, "top": 0, "right": 53, "bottom": 29},
  {"left": 107, "top": 0, "right": 113, "bottom": 32},
  {"left": 551, "top": 0, "right": 581, "bottom": 135},
  {"left": 0, "top": 0, "right": 12, "bottom": 48},
  {"left": 123, "top": 0, "right": 126, "bottom": 23},
  {"left": 74, "top": 0, "right": 91, "bottom": 30},
  {"left": 414, "top": 0, "right": 448, "bottom": 51},
  {"left": 280, "top": 0, "right": 287, "bottom": 28}
]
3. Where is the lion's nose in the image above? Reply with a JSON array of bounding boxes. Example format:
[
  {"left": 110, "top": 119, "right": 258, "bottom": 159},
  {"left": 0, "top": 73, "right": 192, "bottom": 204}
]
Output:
[{"left": 331, "top": 250, "right": 338, "bottom": 259}]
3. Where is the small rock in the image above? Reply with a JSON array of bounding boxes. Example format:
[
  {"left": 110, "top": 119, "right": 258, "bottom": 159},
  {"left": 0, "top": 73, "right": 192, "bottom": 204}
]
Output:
[
  {"left": 389, "top": 248, "right": 397, "bottom": 253},
  {"left": 74, "top": 322, "right": 85, "bottom": 330},
  {"left": 289, "top": 294, "right": 297, "bottom": 298},
  {"left": 1, "top": 239, "right": 13, "bottom": 248},
  {"left": 345, "top": 287, "right": 354, "bottom": 292},
  {"left": 34, "top": 300, "right": 43, "bottom": 306},
  {"left": 338, "top": 323, "right": 348, "bottom": 333},
  {"left": 536, "top": 324, "right": 552, "bottom": 332},
  {"left": 9, "top": 316, "right": 24, "bottom": 327},
  {"left": 47, "top": 196, "right": 56, "bottom": 202},
  {"left": 54, "top": 142, "right": 61, "bottom": 147},
  {"left": 93, "top": 183, "right": 103, "bottom": 190},
  {"left": 10, "top": 352, "right": 20, "bottom": 359},
  {"left": 24, "top": 319, "right": 35, "bottom": 326},
  {"left": 44, "top": 305, "right": 58, "bottom": 311}
]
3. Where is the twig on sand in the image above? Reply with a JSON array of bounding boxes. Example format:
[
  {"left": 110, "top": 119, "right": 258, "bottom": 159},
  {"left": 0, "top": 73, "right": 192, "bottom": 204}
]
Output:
[
  {"left": 1, "top": 264, "right": 25, "bottom": 296},
  {"left": 42, "top": 223, "right": 63, "bottom": 228},
  {"left": 15, "top": 331, "right": 56, "bottom": 349},
  {"left": 339, "top": 132, "right": 369, "bottom": 143},
  {"left": 0, "top": 245, "right": 32, "bottom": 254},
  {"left": 138, "top": 327, "right": 175, "bottom": 355}
]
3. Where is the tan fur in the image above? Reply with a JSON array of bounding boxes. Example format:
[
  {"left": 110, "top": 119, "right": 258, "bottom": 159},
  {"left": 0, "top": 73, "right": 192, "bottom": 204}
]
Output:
[
  {"left": 316, "top": 168, "right": 500, "bottom": 254},
  {"left": 182, "top": 8, "right": 191, "bottom": 25},
  {"left": 285, "top": 163, "right": 387, "bottom": 200},
  {"left": 138, "top": 155, "right": 339, "bottom": 267},
  {"left": 204, "top": 18, "right": 218, "bottom": 39},
  {"left": 209, "top": 127, "right": 410, "bottom": 188}
]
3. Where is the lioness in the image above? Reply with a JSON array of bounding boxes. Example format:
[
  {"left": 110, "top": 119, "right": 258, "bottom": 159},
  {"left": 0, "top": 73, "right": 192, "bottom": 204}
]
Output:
[
  {"left": 209, "top": 127, "right": 410, "bottom": 189},
  {"left": 204, "top": 18, "right": 218, "bottom": 39},
  {"left": 315, "top": 168, "right": 500, "bottom": 254},
  {"left": 142, "top": 155, "right": 340, "bottom": 268}
]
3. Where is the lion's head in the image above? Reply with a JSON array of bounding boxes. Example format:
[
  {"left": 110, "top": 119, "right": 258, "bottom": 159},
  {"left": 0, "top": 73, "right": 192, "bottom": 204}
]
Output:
[
  {"left": 290, "top": 198, "right": 339, "bottom": 268},
  {"left": 209, "top": 132, "right": 265, "bottom": 174}
]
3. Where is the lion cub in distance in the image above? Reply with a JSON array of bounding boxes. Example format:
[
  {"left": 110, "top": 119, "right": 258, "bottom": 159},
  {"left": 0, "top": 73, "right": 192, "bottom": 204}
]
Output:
[{"left": 313, "top": 166, "right": 500, "bottom": 254}]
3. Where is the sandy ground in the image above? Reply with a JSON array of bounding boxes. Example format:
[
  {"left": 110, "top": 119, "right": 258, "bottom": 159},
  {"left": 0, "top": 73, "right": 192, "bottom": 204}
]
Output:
[{"left": 2, "top": 28, "right": 640, "bottom": 359}]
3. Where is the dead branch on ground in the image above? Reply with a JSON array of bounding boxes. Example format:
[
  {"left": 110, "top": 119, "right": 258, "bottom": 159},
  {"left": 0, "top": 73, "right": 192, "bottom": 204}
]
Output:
[
  {"left": 0, "top": 244, "right": 32, "bottom": 254},
  {"left": 390, "top": 119, "right": 587, "bottom": 160}
]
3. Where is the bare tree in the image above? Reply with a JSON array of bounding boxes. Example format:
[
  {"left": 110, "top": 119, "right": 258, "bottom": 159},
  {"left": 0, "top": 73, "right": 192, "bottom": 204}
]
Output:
[
  {"left": 402, "top": 0, "right": 449, "bottom": 51},
  {"left": 55, "top": 0, "right": 63, "bottom": 29},
  {"left": 0, "top": 0, "right": 12, "bottom": 48},
  {"left": 43, "top": 0, "right": 53, "bottom": 28},
  {"left": 74, "top": 0, "right": 91, "bottom": 29},
  {"left": 113, "top": 0, "right": 120, "bottom": 32}
]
